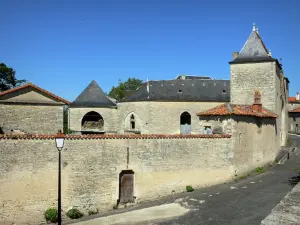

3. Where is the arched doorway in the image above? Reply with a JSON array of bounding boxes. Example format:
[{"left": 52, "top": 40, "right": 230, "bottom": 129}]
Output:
[
  {"left": 180, "top": 112, "right": 191, "bottom": 134},
  {"left": 81, "top": 111, "right": 104, "bottom": 133}
]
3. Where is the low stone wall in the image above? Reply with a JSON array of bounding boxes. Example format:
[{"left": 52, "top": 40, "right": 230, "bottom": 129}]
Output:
[
  {"left": 261, "top": 182, "right": 300, "bottom": 225},
  {"left": 0, "top": 134, "right": 233, "bottom": 225}
]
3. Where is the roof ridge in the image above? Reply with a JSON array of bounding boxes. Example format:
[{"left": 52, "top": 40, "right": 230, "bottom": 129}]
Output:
[{"left": 0, "top": 82, "right": 70, "bottom": 104}]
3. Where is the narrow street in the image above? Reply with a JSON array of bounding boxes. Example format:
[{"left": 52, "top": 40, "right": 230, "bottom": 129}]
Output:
[
  {"left": 144, "top": 134, "right": 300, "bottom": 225},
  {"left": 72, "top": 134, "right": 300, "bottom": 225}
]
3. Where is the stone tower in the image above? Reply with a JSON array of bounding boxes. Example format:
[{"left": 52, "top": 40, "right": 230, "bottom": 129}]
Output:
[{"left": 229, "top": 24, "right": 288, "bottom": 146}]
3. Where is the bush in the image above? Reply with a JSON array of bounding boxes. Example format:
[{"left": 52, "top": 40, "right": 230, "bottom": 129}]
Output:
[
  {"left": 255, "top": 167, "right": 265, "bottom": 173},
  {"left": 44, "top": 208, "right": 58, "bottom": 223},
  {"left": 186, "top": 185, "right": 194, "bottom": 192},
  {"left": 66, "top": 208, "right": 84, "bottom": 219}
]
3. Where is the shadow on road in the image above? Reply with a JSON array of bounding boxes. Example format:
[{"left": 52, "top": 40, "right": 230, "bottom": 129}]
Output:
[{"left": 287, "top": 174, "right": 300, "bottom": 187}]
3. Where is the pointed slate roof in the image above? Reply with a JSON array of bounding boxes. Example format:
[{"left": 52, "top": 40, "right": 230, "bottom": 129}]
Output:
[
  {"left": 230, "top": 25, "right": 278, "bottom": 64},
  {"left": 70, "top": 80, "right": 116, "bottom": 107}
]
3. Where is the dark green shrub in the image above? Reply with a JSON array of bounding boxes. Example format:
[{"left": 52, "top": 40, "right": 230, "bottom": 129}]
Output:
[
  {"left": 44, "top": 208, "right": 58, "bottom": 223},
  {"left": 66, "top": 208, "right": 84, "bottom": 219},
  {"left": 186, "top": 185, "right": 194, "bottom": 192}
]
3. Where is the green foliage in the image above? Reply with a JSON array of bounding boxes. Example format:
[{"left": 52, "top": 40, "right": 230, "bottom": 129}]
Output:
[
  {"left": 186, "top": 185, "right": 194, "bottom": 192},
  {"left": 237, "top": 175, "right": 247, "bottom": 180},
  {"left": 108, "top": 78, "right": 143, "bottom": 101},
  {"left": 286, "top": 138, "right": 293, "bottom": 147},
  {"left": 66, "top": 208, "right": 84, "bottom": 219},
  {"left": 0, "top": 63, "right": 26, "bottom": 91},
  {"left": 44, "top": 208, "right": 58, "bottom": 223},
  {"left": 255, "top": 167, "right": 265, "bottom": 173}
]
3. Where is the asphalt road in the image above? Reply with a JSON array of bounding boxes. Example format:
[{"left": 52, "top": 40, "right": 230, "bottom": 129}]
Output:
[{"left": 141, "top": 134, "right": 300, "bottom": 225}]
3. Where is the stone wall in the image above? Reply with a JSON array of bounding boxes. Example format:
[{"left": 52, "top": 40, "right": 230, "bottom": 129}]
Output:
[
  {"left": 118, "top": 101, "right": 225, "bottom": 134},
  {"left": 288, "top": 113, "right": 300, "bottom": 133},
  {"left": 230, "top": 61, "right": 288, "bottom": 146},
  {"left": 231, "top": 116, "right": 278, "bottom": 175},
  {"left": 0, "top": 104, "right": 63, "bottom": 134},
  {"left": 230, "top": 62, "right": 276, "bottom": 112},
  {"left": 68, "top": 107, "right": 118, "bottom": 133},
  {"left": 0, "top": 135, "right": 232, "bottom": 225}
]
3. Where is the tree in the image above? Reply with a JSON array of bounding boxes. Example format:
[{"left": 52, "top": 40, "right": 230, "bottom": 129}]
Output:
[
  {"left": 0, "top": 63, "right": 26, "bottom": 92},
  {"left": 108, "top": 78, "right": 143, "bottom": 101}
]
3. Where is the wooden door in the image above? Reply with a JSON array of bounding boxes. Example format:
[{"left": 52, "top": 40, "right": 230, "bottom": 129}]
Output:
[{"left": 120, "top": 172, "right": 134, "bottom": 203}]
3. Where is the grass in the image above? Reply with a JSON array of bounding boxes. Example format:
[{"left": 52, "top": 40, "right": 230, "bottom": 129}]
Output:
[
  {"left": 235, "top": 166, "right": 267, "bottom": 181},
  {"left": 294, "top": 168, "right": 300, "bottom": 173},
  {"left": 286, "top": 138, "right": 294, "bottom": 148},
  {"left": 186, "top": 185, "right": 194, "bottom": 192},
  {"left": 255, "top": 167, "right": 265, "bottom": 174}
]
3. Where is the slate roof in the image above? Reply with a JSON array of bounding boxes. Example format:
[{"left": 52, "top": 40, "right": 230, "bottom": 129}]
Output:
[
  {"left": 229, "top": 27, "right": 278, "bottom": 64},
  {"left": 70, "top": 80, "right": 116, "bottom": 107},
  {"left": 123, "top": 79, "right": 230, "bottom": 102},
  {"left": 0, "top": 82, "right": 70, "bottom": 104},
  {"left": 196, "top": 103, "right": 277, "bottom": 118}
]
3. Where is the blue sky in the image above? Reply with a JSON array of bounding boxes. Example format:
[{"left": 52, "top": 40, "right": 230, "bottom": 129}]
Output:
[{"left": 1, "top": 0, "right": 299, "bottom": 101}]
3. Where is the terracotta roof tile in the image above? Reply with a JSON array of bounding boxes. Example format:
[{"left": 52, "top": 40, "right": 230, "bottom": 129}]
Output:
[
  {"left": 0, "top": 134, "right": 231, "bottom": 140},
  {"left": 0, "top": 83, "right": 70, "bottom": 104},
  {"left": 289, "top": 107, "right": 300, "bottom": 113},
  {"left": 289, "top": 97, "right": 300, "bottom": 103},
  {"left": 197, "top": 103, "right": 277, "bottom": 118}
]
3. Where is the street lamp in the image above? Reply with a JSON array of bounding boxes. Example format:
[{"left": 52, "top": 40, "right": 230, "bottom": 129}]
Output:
[{"left": 55, "top": 130, "right": 65, "bottom": 225}]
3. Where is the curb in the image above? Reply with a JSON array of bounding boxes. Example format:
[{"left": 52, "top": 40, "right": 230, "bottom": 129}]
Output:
[{"left": 276, "top": 147, "right": 297, "bottom": 165}]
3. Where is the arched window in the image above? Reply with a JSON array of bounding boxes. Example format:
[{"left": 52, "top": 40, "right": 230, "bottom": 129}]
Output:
[
  {"left": 81, "top": 111, "right": 104, "bottom": 131},
  {"left": 130, "top": 114, "right": 135, "bottom": 130},
  {"left": 180, "top": 112, "right": 191, "bottom": 125},
  {"left": 180, "top": 112, "right": 191, "bottom": 134}
]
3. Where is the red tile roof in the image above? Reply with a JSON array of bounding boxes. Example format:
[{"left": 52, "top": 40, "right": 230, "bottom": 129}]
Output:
[
  {"left": 196, "top": 103, "right": 277, "bottom": 118},
  {"left": 0, "top": 134, "right": 231, "bottom": 140},
  {"left": 289, "top": 97, "right": 300, "bottom": 103},
  {"left": 0, "top": 83, "right": 70, "bottom": 104},
  {"left": 289, "top": 107, "right": 300, "bottom": 113}
]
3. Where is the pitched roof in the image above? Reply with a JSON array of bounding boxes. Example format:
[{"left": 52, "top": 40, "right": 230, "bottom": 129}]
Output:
[
  {"left": 123, "top": 79, "right": 230, "bottom": 102},
  {"left": 229, "top": 26, "right": 278, "bottom": 64},
  {"left": 289, "top": 97, "right": 300, "bottom": 103},
  {"left": 70, "top": 80, "right": 116, "bottom": 107},
  {"left": 0, "top": 83, "right": 70, "bottom": 104},
  {"left": 289, "top": 108, "right": 300, "bottom": 113},
  {"left": 196, "top": 103, "right": 277, "bottom": 118}
]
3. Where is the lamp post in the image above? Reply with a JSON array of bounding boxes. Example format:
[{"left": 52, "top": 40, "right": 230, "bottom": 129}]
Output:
[{"left": 55, "top": 130, "right": 65, "bottom": 225}]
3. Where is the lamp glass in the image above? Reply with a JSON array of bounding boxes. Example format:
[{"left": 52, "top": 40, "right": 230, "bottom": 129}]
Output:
[{"left": 55, "top": 137, "right": 64, "bottom": 149}]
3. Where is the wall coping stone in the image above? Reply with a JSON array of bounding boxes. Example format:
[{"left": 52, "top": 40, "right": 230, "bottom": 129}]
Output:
[{"left": 0, "top": 134, "right": 231, "bottom": 140}]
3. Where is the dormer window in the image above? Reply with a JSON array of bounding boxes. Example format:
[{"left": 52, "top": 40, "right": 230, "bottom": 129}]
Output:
[{"left": 130, "top": 114, "right": 135, "bottom": 130}]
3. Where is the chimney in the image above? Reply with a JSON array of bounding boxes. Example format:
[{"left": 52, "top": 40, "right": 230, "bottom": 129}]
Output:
[
  {"left": 232, "top": 52, "right": 239, "bottom": 60},
  {"left": 296, "top": 92, "right": 300, "bottom": 101},
  {"left": 253, "top": 90, "right": 262, "bottom": 113}
]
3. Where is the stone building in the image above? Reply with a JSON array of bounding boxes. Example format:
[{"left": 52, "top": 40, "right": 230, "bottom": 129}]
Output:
[
  {"left": 288, "top": 93, "right": 300, "bottom": 133},
  {"left": 0, "top": 24, "right": 291, "bottom": 225},
  {"left": 69, "top": 24, "right": 289, "bottom": 146},
  {"left": 0, "top": 83, "right": 70, "bottom": 134}
]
